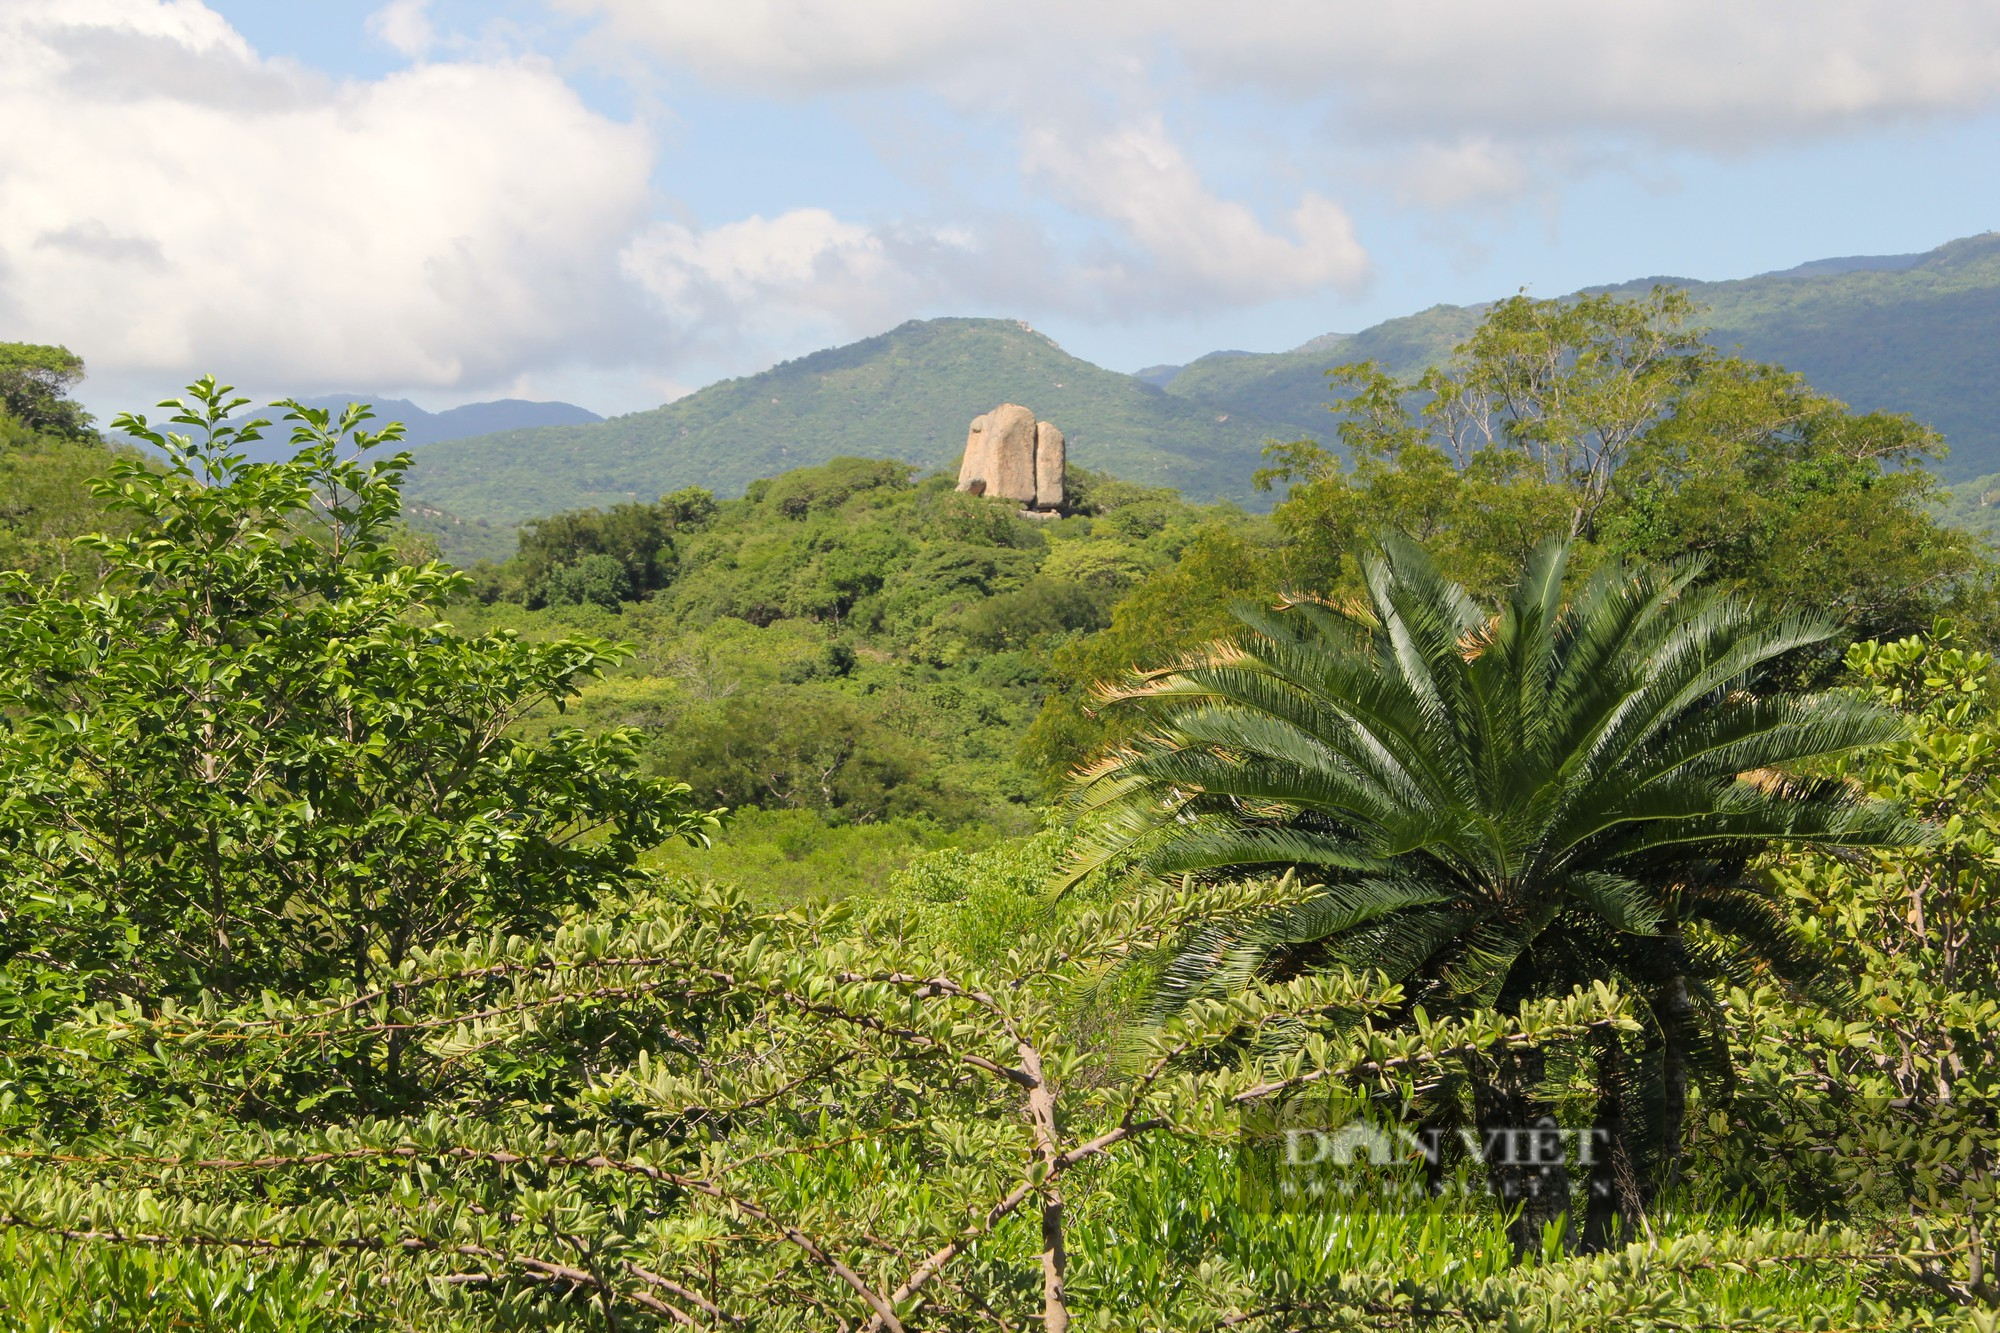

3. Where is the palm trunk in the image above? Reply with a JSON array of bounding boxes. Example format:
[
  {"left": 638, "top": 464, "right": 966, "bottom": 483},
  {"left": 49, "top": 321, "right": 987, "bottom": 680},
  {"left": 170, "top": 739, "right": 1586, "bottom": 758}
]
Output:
[
  {"left": 1471, "top": 1042, "right": 1573, "bottom": 1258},
  {"left": 1652, "top": 974, "right": 1692, "bottom": 1203},
  {"left": 1580, "top": 1032, "right": 1645, "bottom": 1251}
]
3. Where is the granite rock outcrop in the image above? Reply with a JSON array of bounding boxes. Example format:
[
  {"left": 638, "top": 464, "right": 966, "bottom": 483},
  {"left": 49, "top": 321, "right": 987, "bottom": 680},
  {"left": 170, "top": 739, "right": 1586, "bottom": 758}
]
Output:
[{"left": 957, "top": 404, "right": 1064, "bottom": 510}]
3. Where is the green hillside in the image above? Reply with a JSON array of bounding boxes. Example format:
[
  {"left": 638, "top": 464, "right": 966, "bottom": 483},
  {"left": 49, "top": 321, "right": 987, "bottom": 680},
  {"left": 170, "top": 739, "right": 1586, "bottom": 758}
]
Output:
[
  {"left": 1693, "top": 233, "right": 2000, "bottom": 479},
  {"left": 404, "top": 234, "right": 2000, "bottom": 528},
  {"left": 1164, "top": 233, "right": 2000, "bottom": 480},
  {"left": 1934, "top": 468, "right": 2000, "bottom": 542},
  {"left": 1158, "top": 308, "right": 1480, "bottom": 428},
  {"left": 405, "top": 318, "right": 1299, "bottom": 522}
]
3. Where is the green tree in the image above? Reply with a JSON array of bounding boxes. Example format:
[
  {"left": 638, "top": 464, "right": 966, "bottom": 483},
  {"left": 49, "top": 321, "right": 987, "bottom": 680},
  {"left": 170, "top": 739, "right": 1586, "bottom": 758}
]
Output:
[
  {"left": 1600, "top": 363, "right": 1985, "bottom": 643},
  {"left": 660, "top": 684, "right": 975, "bottom": 825},
  {"left": 1062, "top": 536, "right": 1918, "bottom": 1251},
  {"left": 518, "top": 487, "right": 716, "bottom": 606},
  {"left": 534, "top": 550, "right": 635, "bottom": 610},
  {"left": 1720, "top": 628, "right": 2000, "bottom": 1228},
  {"left": 1257, "top": 289, "right": 1988, "bottom": 640},
  {"left": 0, "top": 342, "right": 94, "bottom": 441},
  {"left": 1021, "top": 525, "right": 1271, "bottom": 787},
  {"left": 0, "top": 416, "right": 130, "bottom": 583},
  {"left": 2, "top": 874, "right": 1672, "bottom": 1330},
  {"left": 0, "top": 380, "right": 713, "bottom": 1018}
]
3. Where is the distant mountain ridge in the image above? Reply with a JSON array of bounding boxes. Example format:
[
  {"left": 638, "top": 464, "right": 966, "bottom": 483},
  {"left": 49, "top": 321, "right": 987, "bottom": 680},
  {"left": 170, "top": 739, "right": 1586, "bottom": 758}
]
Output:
[
  {"left": 404, "top": 232, "right": 2000, "bottom": 527},
  {"left": 1756, "top": 252, "right": 1927, "bottom": 279},
  {"left": 1155, "top": 232, "right": 2000, "bottom": 481},
  {"left": 293, "top": 394, "right": 600, "bottom": 447},
  {"left": 404, "top": 319, "right": 1303, "bottom": 523},
  {"left": 117, "top": 393, "right": 600, "bottom": 473}
]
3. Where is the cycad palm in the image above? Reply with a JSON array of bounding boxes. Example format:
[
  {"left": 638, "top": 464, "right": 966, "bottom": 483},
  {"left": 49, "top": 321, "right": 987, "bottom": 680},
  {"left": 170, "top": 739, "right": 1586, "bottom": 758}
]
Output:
[{"left": 1065, "top": 536, "right": 1918, "bottom": 1249}]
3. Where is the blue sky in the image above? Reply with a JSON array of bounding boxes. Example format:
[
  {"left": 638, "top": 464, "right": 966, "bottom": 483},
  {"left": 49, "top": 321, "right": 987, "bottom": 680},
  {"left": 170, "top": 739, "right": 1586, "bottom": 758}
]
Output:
[{"left": 6, "top": 0, "right": 1999, "bottom": 421}]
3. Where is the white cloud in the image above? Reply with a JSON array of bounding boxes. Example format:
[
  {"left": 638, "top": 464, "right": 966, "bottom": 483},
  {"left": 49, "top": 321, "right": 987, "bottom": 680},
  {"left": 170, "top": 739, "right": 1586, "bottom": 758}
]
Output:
[
  {"left": 1171, "top": 2, "right": 2000, "bottom": 146},
  {"left": 28, "top": 0, "right": 1975, "bottom": 416},
  {"left": 559, "top": 0, "right": 2000, "bottom": 148},
  {"left": 1392, "top": 139, "right": 1535, "bottom": 211},
  {"left": 552, "top": 0, "right": 1019, "bottom": 94},
  {"left": 366, "top": 0, "right": 436, "bottom": 60},
  {"left": 0, "top": 0, "right": 652, "bottom": 392},
  {"left": 620, "top": 209, "right": 905, "bottom": 345},
  {"left": 551, "top": 0, "right": 2000, "bottom": 235},
  {"left": 1022, "top": 116, "right": 1369, "bottom": 305},
  {"left": 0, "top": 0, "right": 1380, "bottom": 408}
]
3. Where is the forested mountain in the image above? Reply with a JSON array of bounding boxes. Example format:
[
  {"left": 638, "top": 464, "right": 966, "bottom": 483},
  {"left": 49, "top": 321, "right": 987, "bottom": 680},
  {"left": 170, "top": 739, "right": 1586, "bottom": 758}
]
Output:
[
  {"left": 404, "top": 318, "right": 1301, "bottom": 522},
  {"left": 1630, "top": 232, "right": 2000, "bottom": 479},
  {"left": 1163, "top": 232, "right": 2000, "bottom": 480},
  {"left": 405, "top": 233, "right": 2000, "bottom": 527}
]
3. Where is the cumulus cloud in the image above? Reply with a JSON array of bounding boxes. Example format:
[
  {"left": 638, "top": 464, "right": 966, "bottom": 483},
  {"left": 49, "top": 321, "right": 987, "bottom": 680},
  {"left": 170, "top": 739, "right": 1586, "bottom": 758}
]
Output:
[
  {"left": 35, "top": 0, "right": 1972, "bottom": 412},
  {"left": 1392, "top": 139, "right": 1536, "bottom": 211},
  {"left": 552, "top": 0, "right": 1022, "bottom": 94},
  {"left": 559, "top": 0, "right": 2000, "bottom": 147},
  {"left": 1169, "top": 1, "right": 2000, "bottom": 145},
  {"left": 547, "top": 0, "right": 2000, "bottom": 224},
  {"left": 0, "top": 0, "right": 652, "bottom": 392},
  {"left": 621, "top": 209, "right": 906, "bottom": 347},
  {"left": 1022, "top": 116, "right": 1368, "bottom": 305},
  {"left": 366, "top": 0, "right": 436, "bottom": 60},
  {"left": 0, "top": 0, "right": 1385, "bottom": 405}
]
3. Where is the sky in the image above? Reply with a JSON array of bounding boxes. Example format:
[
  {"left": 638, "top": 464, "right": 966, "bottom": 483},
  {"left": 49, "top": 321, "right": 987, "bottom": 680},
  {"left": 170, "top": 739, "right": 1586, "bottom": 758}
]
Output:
[{"left": 5, "top": 0, "right": 2000, "bottom": 424}]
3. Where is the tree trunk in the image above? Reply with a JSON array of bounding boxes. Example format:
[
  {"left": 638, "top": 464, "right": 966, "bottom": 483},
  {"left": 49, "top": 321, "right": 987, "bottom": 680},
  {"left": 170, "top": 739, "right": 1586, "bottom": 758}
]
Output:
[
  {"left": 1580, "top": 1032, "right": 1645, "bottom": 1252},
  {"left": 1471, "top": 1042, "right": 1573, "bottom": 1258},
  {"left": 1653, "top": 974, "right": 1692, "bottom": 1203}
]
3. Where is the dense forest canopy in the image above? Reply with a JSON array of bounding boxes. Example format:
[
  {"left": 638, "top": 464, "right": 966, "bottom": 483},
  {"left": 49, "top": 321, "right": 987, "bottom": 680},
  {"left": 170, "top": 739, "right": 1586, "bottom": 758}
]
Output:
[{"left": 2, "top": 294, "right": 2000, "bottom": 1329}]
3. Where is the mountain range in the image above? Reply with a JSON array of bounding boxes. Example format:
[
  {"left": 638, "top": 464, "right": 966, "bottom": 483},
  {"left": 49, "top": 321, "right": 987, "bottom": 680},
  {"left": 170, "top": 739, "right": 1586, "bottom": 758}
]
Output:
[
  {"left": 293, "top": 394, "right": 600, "bottom": 447},
  {"left": 397, "top": 232, "right": 2000, "bottom": 538},
  {"left": 401, "top": 320, "right": 1301, "bottom": 524},
  {"left": 197, "top": 395, "right": 603, "bottom": 471}
]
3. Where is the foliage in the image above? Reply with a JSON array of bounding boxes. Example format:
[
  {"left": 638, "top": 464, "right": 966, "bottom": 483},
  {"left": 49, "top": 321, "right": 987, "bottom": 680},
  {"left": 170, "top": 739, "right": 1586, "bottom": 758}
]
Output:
[
  {"left": 0, "top": 381, "right": 714, "bottom": 1028},
  {"left": 1599, "top": 364, "right": 1988, "bottom": 643},
  {"left": 519, "top": 487, "right": 716, "bottom": 607},
  {"left": 1707, "top": 627, "right": 2000, "bottom": 1274},
  {"left": 1063, "top": 536, "right": 1919, "bottom": 1250},
  {"left": 1162, "top": 232, "right": 2000, "bottom": 485},
  {"left": 0, "top": 869, "right": 1780, "bottom": 1330},
  {"left": 1031, "top": 290, "right": 1996, "bottom": 789},
  {"left": 1255, "top": 290, "right": 1988, "bottom": 644},
  {"left": 646, "top": 806, "right": 984, "bottom": 908},
  {"left": 3, "top": 379, "right": 1996, "bottom": 1327},
  {"left": 662, "top": 682, "right": 984, "bottom": 824},
  {"left": 440, "top": 458, "right": 1260, "bottom": 856},
  {"left": 535, "top": 551, "right": 635, "bottom": 610},
  {"left": 0, "top": 413, "right": 133, "bottom": 582},
  {"left": 1, "top": 870, "right": 1970, "bottom": 1330},
  {"left": 0, "top": 344, "right": 132, "bottom": 583},
  {"left": 1022, "top": 525, "right": 1275, "bottom": 787},
  {"left": 0, "top": 341, "right": 94, "bottom": 441}
]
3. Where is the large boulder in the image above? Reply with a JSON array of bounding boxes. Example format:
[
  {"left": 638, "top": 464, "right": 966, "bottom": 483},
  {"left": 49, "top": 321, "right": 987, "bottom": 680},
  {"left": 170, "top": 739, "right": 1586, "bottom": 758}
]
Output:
[
  {"left": 1034, "top": 421, "right": 1065, "bottom": 510},
  {"left": 956, "top": 403, "right": 1064, "bottom": 510},
  {"left": 959, "top": 413, "right": 994, "bottom": 495}
]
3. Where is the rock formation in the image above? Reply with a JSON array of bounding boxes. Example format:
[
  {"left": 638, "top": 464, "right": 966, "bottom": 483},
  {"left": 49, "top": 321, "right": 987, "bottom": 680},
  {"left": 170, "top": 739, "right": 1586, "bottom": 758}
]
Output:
[
  {"left": 957, "top": 404, "right": 1065, "bottom": 510},
  {"left": 1034, "top": 421, "right": 1065, "bottom": 509}
]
